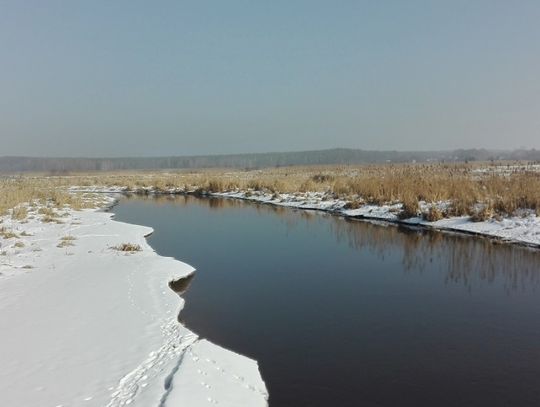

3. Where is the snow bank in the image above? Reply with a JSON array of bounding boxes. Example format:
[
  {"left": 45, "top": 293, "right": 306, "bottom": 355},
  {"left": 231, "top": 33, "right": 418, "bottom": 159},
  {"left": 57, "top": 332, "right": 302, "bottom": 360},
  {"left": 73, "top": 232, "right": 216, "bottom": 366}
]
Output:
[
  {"left": 212, "top": 191, "right": 540, "bottom": 248},
  {"left": 70, "top": 186, "right": 540, "bottom": 248},
  {"left": 0, "top": 198, "right": 268, "bottom": 406}
]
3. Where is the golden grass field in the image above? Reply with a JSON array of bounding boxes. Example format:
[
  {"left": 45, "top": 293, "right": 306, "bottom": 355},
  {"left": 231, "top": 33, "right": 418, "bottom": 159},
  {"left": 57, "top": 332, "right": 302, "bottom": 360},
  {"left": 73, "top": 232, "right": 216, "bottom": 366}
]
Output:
[{"left": 1, "top": 162, "right": 539, "bottom": 221}]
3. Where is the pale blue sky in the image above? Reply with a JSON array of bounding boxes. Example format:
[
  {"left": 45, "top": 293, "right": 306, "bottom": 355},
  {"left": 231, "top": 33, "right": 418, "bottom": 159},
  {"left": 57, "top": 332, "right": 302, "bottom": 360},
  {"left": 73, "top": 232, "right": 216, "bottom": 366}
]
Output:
[{"left": 1, "top": 0, "right": 539, "bottom": 156}]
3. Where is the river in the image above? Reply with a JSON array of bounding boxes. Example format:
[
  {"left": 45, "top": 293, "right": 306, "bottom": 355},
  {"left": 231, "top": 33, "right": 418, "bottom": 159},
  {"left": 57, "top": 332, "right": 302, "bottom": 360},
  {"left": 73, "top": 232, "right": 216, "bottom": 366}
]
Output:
[{"left": 113, "top": 194, "right": 540, "bottom": 407}]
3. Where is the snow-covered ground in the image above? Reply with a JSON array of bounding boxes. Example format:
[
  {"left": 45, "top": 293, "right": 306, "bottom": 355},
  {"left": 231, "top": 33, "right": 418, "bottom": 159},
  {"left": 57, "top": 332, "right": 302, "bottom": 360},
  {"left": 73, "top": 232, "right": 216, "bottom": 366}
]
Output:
[{"left": 0, "top": 197, "right": 268, "bottom": 407}]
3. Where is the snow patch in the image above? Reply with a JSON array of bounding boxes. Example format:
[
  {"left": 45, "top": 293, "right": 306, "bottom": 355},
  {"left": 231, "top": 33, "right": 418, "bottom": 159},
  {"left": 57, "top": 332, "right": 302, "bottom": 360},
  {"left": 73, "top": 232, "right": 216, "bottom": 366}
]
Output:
[{"left": 0, "top": 196, "right": 268, "bottom": 406}]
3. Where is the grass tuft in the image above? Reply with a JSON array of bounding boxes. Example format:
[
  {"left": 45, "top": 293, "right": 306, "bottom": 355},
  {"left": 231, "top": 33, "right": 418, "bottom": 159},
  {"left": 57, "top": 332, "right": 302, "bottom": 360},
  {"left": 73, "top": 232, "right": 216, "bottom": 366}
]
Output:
[
  {"left": 423, "top": 206, "right": 444, "bottom": 222},
  {"left": 399, "top": 196, "right": 420, "bottom": 219},
  {"left": 112, "top": 243, "right": 142, "bottom": 252},
  {"left": 0, "top": 228, "right": 19, "bottom": 239},
  {"left": 11, "top": 206, "right": 28, "bottom": 221},
  {"left": 57, "top": 235, "right": 77, "bottom": 248}
]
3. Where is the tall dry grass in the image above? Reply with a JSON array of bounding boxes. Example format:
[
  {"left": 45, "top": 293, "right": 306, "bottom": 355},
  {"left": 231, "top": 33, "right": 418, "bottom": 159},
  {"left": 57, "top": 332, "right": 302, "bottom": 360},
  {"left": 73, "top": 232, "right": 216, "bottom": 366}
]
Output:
[
  {"left": 70, "top": 163, "right": 539, "bottom": 218},
  {"left": 0, "top": 177, "right": 102, "bottom": 217},
  {"left": 2, "top": 161, "right": 539, "bottom": 220}
]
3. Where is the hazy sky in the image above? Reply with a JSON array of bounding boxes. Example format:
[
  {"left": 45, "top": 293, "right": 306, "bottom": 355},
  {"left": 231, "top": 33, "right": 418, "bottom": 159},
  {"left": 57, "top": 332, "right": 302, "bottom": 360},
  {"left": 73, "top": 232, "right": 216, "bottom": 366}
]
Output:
[{"left": 1, "top": 1, "right": 539, "bottom": 157}]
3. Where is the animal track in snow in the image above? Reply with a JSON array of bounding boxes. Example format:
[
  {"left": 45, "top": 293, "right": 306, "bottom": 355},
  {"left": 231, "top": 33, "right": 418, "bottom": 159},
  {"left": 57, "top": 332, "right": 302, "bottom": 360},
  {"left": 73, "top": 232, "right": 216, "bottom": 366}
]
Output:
[{"left": 105, "top": 320, "right": 197, "bottom": 407}]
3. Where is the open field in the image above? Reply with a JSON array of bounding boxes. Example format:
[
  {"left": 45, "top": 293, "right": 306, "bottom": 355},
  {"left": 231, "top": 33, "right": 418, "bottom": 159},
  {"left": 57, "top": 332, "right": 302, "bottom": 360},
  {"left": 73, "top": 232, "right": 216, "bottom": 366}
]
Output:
[{"left": 3, "top": 161, "right": 539, "bottom": 221}]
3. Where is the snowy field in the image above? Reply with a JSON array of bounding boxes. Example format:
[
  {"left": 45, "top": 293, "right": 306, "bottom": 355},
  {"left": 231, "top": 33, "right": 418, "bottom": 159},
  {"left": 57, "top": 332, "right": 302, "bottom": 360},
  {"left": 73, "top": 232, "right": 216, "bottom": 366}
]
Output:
[{"left": 0, "top": 196, "right": 268, "bottom": 407}]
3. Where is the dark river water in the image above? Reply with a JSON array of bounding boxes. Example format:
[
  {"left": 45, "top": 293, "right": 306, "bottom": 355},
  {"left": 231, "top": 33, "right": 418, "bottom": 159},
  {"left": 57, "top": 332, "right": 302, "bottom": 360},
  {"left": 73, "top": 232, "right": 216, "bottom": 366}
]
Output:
[{"left": 113, "top": 195, "right": 540, "bottom": 407}]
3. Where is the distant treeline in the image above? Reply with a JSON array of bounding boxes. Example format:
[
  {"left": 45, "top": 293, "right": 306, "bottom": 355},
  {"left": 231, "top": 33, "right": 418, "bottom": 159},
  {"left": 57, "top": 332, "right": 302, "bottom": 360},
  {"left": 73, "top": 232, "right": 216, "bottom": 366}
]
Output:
[{"left": 1, "top": 148, "right": 539, "bottom": 173}]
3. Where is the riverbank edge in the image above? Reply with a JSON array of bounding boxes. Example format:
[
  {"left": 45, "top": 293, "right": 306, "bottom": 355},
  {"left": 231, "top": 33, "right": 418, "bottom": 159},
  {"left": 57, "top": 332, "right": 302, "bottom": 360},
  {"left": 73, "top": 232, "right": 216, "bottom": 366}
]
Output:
[
  {"left": 213, "top": 191, "right": 540, "bottom": 250},
  {"left": 0, "top": 195, "right": 269, "bottom": 407},
  {"left": 74, "top": 186, "right": 540, "bottom": 250}
]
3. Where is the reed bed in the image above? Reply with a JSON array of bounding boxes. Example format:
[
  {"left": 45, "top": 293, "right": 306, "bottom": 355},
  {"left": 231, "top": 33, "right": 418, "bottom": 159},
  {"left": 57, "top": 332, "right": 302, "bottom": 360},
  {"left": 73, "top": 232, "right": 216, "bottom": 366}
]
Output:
[
  {"left": 1, "top": 161, "right": 539, "bottom": 220},
  {"left": 0, "top": 177, "right": 103, "bottom": 218}
]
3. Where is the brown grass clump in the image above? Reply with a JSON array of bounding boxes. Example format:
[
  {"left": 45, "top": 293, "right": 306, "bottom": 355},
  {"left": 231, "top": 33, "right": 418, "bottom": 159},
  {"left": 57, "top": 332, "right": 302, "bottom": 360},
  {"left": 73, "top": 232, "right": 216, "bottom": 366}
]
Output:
[
  {"left": 447, "top": 196, "right": 475, "bottom": 217},
  {"left": 57, "top": 241, "right": 73, "bottom": 248},
  {"left": 311, "top": 173, "right": 335, "bottom": 183},
  {"left": 38, "top": 207, "right": 58, "bottom": 216},
  {"left": 112, "top": 243, "right": 142, "bottom": 252},
  {"left": 61, "top": 235, "right": 76, "bottom": 241},
  {"left": 298, "top": 179, "right": 316, "bottom": 193},
  {"left": 11, "top": 206, "right": 28, "bottom": 221},
  {"left": 343, "top": 200, "right": 363, "bottom": 210},
  {"left": 470, "top": 205, "right": 494, "bottom": 222},
  {"left": 57, "top": 235, "right": 77, "bottom": 248},
  {"left": 38, "top": 206, "right": 65, "bottom": 223},
  {"left": 423, "top": 206, "right": 444, "bottom": 222},
  {"left": 0, "top": 228, "right": 19, "bottom": 239},
  {"left": 42, "top": 214, "right": 63, "bottom": 224},
  {"left": 399, "top": 196, "right": 420, "bottom": 219},
  {"left": 206, "top": 179, "right": 225, "bottom": 193},
  {"left": 246, "top": 179, "right": 263, "bottom": 191},
  {"left": 331, "top": 179, "right": 350, "bottom": 196}
]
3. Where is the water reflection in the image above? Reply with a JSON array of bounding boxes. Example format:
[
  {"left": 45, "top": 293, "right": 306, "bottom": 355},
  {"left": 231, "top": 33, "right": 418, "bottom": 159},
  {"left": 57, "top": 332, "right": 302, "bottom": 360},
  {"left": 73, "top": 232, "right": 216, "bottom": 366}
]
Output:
[
  {"left": 115, "top": 194, "right": 540, "bottom": 407},
  {"left": 331, "top": 219, "right": 540, "bottom": 293},
  {"left": 124, "top": 194, "right": 540, "bottom": 293}
]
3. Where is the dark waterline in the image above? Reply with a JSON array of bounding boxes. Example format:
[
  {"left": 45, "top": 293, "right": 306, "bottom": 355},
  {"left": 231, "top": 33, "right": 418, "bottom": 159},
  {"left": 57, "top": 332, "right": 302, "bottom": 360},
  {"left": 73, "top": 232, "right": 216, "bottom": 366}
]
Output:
[{"left": 113, "top": 195, "right": 540, "bottom": 407}]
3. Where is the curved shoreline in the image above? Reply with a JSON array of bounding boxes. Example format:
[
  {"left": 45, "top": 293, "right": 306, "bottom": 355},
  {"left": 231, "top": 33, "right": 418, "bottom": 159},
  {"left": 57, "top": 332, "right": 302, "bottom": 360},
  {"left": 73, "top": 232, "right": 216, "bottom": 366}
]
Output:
[
  {"left": 103, "top": 198, "right": 269, "bottom": 407},
  {"left": 211, "top": 191, "right": 540, "bottom": 250},
  {"left": 80, "top": 187, "right": 540, "bottom": 250},
  {"left": 0, "top": 196, "right": 268, "bottom": 407}
]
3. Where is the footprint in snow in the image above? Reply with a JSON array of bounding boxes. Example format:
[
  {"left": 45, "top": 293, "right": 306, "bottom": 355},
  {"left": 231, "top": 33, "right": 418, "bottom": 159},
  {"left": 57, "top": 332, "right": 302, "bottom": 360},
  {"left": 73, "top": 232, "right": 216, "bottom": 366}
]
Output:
[
  {"left": 197, "top": 369, "right": 208, "bottom": 376},
  {"left": 200, "top": 381, "right": 211, "bottom": 389}
]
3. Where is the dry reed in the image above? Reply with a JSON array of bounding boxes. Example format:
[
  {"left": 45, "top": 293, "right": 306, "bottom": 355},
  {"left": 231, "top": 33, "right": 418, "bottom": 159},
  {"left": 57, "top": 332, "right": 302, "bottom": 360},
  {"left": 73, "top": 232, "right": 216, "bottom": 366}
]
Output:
[{"left": 1, "top": 162, "right": 539, "bottom": 220}]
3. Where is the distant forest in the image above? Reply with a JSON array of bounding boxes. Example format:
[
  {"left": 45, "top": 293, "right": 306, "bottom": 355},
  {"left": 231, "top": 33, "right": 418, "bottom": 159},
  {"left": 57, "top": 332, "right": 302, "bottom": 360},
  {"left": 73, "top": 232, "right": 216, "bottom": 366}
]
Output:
[{"left": 1, "top": 148, "right": 539, "bottom": 173}]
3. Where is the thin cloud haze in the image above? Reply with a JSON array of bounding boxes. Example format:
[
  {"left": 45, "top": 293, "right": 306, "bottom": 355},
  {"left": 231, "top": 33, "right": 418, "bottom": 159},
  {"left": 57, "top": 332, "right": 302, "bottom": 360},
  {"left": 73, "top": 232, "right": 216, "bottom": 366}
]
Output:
[{"left": 1, "top": 1, "right": 539, "bottom": 157}]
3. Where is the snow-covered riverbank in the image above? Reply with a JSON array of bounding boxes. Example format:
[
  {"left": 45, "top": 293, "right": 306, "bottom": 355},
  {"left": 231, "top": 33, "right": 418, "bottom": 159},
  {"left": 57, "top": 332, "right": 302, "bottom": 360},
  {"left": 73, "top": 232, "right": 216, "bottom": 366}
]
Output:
[
  {"left": 212, "top": 191, "right": 540, "bottom": 248},
  {"left": 0, "top": 197, "right": 268, "bottom": 406},
  {"left": 72, "top": 186, "right": 540, "bottom": 248}
]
